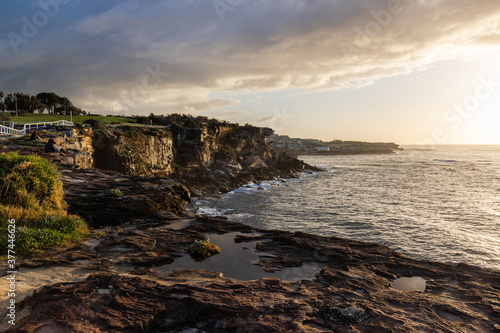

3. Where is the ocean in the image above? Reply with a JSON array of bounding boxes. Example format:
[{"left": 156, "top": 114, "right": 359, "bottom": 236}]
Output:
[{"left": 190, "top": 145, "right": 500, "bottom": 271}]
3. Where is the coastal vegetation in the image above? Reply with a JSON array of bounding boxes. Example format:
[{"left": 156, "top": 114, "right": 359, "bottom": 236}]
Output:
[
  {"left": 187, "top": 239, "right": 221, "bottom": 261},
  {"left": 0, "top": 152, "right": 88, "bottom": 254},
  {"left": 0, "top": 91, "right": 84, "bottom": 115},
  {"left": 110, "top": 189, "right": 124, "bottom": 197}
]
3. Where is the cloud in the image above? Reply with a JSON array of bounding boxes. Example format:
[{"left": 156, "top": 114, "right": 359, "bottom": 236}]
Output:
[{"left": 1, "top": 0, "right": 500, "bottom": 115}]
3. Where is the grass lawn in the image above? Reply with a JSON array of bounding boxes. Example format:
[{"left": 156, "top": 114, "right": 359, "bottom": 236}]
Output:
[{"left": 7, "top": 114, "right": 136, "bottom": 125}]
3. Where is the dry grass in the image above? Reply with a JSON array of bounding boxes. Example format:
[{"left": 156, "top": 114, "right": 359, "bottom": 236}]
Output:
[{"left": 0, "top": 153, "right": 88, "bottom": 254}]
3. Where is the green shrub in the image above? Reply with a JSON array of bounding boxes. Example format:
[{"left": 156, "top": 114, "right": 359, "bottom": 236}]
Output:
[
  {"left": 5, "top": 217, "right": 87, "bottom": 253},
  {"left": 0, "top": 152, "right": 64, "bottom": 210},
  {"left": 0, "top": 153, "right": 88, "bottom": 254},
  {"left": 0, "top": 206, "right": 88, "bottom": 255}
]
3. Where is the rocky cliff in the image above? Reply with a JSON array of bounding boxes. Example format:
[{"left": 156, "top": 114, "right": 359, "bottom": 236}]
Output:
[
  {"left": 90, "top": 123, "right": 174, "bottom": 177},
  {"left": 68, "top": 120, "right": 276, "bottom": 178},
  {"left": 1, "top": 117, "right": 319, "bottom": 223},
  {"left": 54, "top": 120, "right": 315, "bottom": 196}
]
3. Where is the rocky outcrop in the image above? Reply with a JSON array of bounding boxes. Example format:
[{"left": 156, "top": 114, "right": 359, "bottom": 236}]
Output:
[
  {"left": 87, "top": 122, "right": 277, "bottom": 176},
  {"left": 57, "top": 126, "right": 94, "bottom": 168},
  {"left": 84, "top": 121, "right": 318, "bottom": 195},
  {"left": 90, "top": 124, "right": 174, "bottom": 177},
  {"left": 62, "top": 168, "right": 189, "bottom": 227},
  {"left": 2, "top": 119, "right": 319, "bottom": 198},
  {"left": 28, "top": 121, "right": 279, "bottom": 181},
  {"left": 3, "top": 211, "right": 499, "bottom": 332},
  {"left": 0, "top": 126, "right": 94, "bottom": 169},
  {"left": 172, "top": 154, "right": 317, "bottom": 197}
]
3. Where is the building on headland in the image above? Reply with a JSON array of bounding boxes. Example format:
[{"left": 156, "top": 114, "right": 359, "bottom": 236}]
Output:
[{"left": 315, "top": 146, "right": 329, "bottom": 152}]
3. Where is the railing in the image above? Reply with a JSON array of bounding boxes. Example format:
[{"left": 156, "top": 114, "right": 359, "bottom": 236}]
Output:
[
  {"left": 0, "top": 124, "right": 26, "bottom": 135},
  {"left": 22, "top": 120, "right": 74, "bottom": 131},
  {"left": 0, "top": 120, "right": 74, "bottom": 136}
]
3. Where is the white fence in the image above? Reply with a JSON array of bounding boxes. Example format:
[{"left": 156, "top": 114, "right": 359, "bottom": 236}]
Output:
[
  {"left": 0, "top": 124, "right": 26, "bottom": 135},
  {"left": 0, "top": 120, "right": 74, "bottom": 136},
  {"left": 22, "top": 120, "right": 74, "bottom": 131}
]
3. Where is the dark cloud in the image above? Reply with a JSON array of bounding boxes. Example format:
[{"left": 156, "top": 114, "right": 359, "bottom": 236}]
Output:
[{"left": 1, "top": 0, "right": 500, "bottom": 115}]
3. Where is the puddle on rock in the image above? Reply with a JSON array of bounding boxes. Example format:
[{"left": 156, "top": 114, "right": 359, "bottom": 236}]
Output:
[
  {"left": 155, "top": 232, "right": 324, "bottom": 281},
  {"left": 390, "top": 277, "right": 426, "bottom": 291}
]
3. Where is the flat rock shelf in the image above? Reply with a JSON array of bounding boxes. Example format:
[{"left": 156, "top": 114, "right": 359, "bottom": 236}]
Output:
[{"left": 1, "top": 210, "right": 499, "bottom": 332}]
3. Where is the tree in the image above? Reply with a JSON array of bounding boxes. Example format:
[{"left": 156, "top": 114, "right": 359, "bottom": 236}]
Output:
[
  {"left": 1, "top": 91, "right": 82, "bottom": 115},
  {"left": 4, "top": 93, "right": 47, "bottom": 114},
  {"left": 53, "top": 97, "right": 77, "bottom": 115},
  {"left": 4, "top": 93, "right": 32, "bottom": 113},
  {"left": 54, "top": 103, "right": 84, "bottom": 116},
  {"left": 4, "top": 94, "right": 15, "bottom": 111},
  {"left": 36, "top": 92, "right": 62, "bottom": 114},
  {"left": 29, "top": 96, "right": 47, "bottom": 113}
]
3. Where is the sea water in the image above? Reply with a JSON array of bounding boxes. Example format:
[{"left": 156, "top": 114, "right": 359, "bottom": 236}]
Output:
[{"left": 190, "top": 146, "right": 500, "bottom": 271}]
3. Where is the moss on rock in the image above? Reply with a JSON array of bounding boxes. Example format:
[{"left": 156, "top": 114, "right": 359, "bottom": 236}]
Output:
[{"left": 187, "top": 239, "right": 221, "bottom": 261}]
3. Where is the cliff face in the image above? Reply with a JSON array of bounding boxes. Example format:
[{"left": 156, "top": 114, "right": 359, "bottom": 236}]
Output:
[
  {"left": 81, "top": 121, "right": 276, "bottom": 179},
  {"left": 173, "top": 125, "right": 274, "bottom": 169},
  {"left": 48, "top": 119, "right": 316, "bottom": 197},
  {"left": 91, "top": 125, "right": 174, "bottom": 177},
  {"left": 54, "top": 127, "right": 94, "bottom": 169}
]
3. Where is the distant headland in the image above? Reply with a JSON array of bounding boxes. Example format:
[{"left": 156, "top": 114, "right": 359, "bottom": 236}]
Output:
[{"left": 270, "top": 134, "right": 401, "bottom": 155}]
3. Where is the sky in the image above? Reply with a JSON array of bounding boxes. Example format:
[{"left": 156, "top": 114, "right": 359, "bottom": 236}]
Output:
[{"left": 1, "top": 0, "right": 500, "bottom": 144}]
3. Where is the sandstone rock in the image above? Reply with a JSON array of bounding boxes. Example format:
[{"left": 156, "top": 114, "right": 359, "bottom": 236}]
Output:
[
  {"left": 246, "top": 155, "right": 267, "bottom": 168},
  {"left": 2, "top": 213, "right": 499, "bottom": 332},
  {"left": 62, "top": 169, "right": 189, "bottom": 227}
]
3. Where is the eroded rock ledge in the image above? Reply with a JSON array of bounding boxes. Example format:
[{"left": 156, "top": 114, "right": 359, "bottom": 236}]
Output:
[{"left": 3, "top": 210, "right": 500, "bottom": 332}]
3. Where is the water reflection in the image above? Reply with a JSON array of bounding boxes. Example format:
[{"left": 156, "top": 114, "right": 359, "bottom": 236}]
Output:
[
  {"left": 390, "top": 277, "right": 426, "bottom": 291},
  {"left": 155, "top": 232, "right": 324, "bottom": 281}
]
